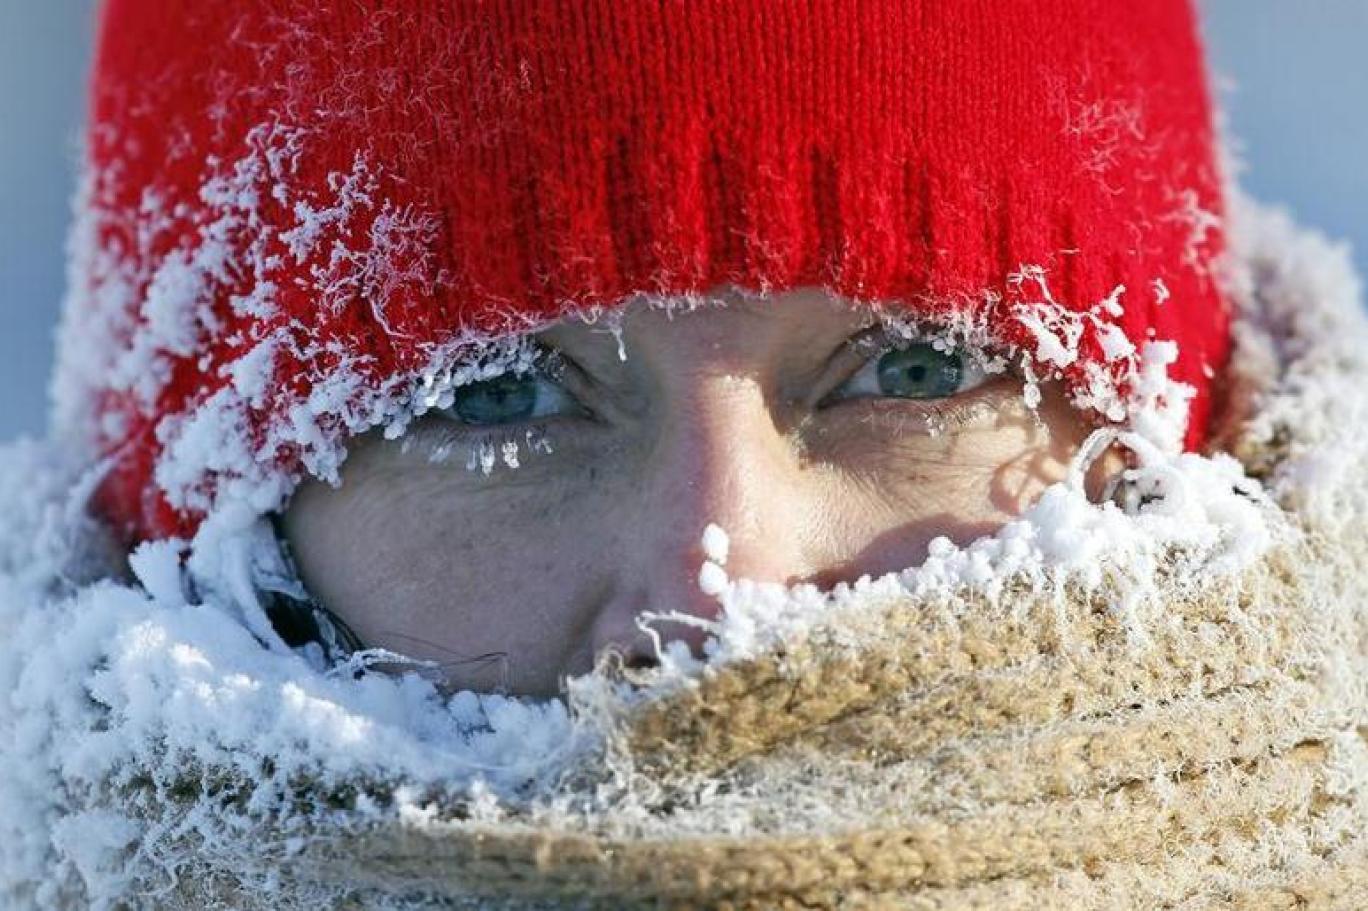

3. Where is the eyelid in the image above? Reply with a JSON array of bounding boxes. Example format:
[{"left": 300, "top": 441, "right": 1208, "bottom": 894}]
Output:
[
  {"left": 807, "top": 325, "right": 896, "bottom": 406},
  {"left": 532, "top": 344, "right": 570, "bottom": 382},
  {"left": 844, "top": 324, "right": 899, "bottom": 358},
  {"left": 534, "top": 346, "right": 596, "bottom": 409}
]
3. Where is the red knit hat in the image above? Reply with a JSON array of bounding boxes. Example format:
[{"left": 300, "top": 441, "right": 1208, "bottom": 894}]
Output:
[{"left": 56, "top": 0, "right": 1230, "bottom": 543}]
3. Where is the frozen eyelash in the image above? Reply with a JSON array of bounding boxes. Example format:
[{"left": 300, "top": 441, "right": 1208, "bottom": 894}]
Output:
[
  {"left": 853, "top": 398, "right": 987, "bottom": 437},
  {"left": 461, "top": 427, "right": 556, "bottom": 475},
  {"left": 855, "top": 313, "right": 1013, "bottom": 379},
  {"left": 399, "top": 424, "right": 556, "bottom": 473}
]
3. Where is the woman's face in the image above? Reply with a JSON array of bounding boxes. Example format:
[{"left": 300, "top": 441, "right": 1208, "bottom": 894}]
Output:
[{"left": 282, "top": 287, "right": 1102, "bottom": 696}]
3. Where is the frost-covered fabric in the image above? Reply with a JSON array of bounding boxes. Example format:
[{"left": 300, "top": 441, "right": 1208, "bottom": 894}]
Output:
[
  {"left": 66, "top": 0, "right": 1230, "bottom": 541},
  {"left": 2, "top": 197, "right": 1367, "bottom": 910}
]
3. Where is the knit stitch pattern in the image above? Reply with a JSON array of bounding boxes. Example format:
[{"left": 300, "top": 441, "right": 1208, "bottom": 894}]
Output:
[{"left": 58, "top": 0, "right": 1230, "bottom": 540}]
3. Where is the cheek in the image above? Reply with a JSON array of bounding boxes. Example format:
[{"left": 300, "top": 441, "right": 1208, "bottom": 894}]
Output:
[
  {"left": 802, "top": 402, "right": 1084, "bottom": 572},
  {"left": 827, "top": 411, "right": 1072, "bottom": 513},
  {"left": 974, "top": 410, "right": 1083, "bottom": 516},
  {"left": 281, "top": 460, "right": 622, "bottom": 693}
]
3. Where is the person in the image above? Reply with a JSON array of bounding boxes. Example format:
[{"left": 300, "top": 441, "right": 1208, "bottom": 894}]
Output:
[
  {"left": 71, "top": 0, "right": 1231, "bottom": 697},
  {"left": 279, "top": 289, "right": 1123, "bottom": 696},
  {"left": 2, "top": 0, "right": 1366, "bottom": 908}
]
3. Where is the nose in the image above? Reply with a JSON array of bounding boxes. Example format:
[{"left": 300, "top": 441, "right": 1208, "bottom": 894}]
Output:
[{"left": 588, "top": 373, "right": 821, "bottom": 668}]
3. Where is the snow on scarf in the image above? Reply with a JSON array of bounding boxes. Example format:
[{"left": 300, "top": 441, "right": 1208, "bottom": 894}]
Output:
[{"left": 1, "top": 196, "right": 1366, "bottom": 910}]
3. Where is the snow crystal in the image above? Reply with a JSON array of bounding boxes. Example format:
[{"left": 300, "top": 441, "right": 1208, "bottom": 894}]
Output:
[
  {"left": 1018, "top": 311, "right": 1079, "bottom": 367},
  {"left": 701, "top": 523, "right": 730, "bottom": 566},
  {"left": 698, "top": 560, "right": 729, "bottom": 598},
  {"left": 127, "top": 539, "right": 188, "bottom": 607},
  {"left": 1152, "top": 277, "right": 1171, "bottom": 306},
  {"left": 1163, "top": 186, "right": 1224, "bottom": 270},
  {"left": 223, "top": 338, "right": 277, "bottom": 408},
  {"left": 1097, "top": 322, "right": 1137, "bottom": 362}
]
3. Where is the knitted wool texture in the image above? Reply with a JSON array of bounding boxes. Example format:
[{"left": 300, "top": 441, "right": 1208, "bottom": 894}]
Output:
[
  {"left": 58, "top": 0, "right": 1230, "bottom": 541},
  {"left": 7, "top": 199, "right": 1364, "bottom": 909}
]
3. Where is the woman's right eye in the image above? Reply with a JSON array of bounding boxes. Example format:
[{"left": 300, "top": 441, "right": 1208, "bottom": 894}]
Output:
[{"left": 443, "top": 371, "right": 582, "bottom": 427}]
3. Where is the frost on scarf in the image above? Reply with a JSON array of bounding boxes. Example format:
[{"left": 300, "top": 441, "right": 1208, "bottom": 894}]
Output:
[{"left": 4, "top": 198, "right": 1366, "bottom": 908}]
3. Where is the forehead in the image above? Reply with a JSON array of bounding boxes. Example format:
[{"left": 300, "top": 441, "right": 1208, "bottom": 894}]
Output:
[{"left": 538, "top": 285, "right": 881, "bottom": 359}]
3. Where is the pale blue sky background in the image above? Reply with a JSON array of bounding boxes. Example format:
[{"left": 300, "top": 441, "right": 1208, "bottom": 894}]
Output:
[{"left": 1, "top": 1, "right": 1365, "bottom": 438}]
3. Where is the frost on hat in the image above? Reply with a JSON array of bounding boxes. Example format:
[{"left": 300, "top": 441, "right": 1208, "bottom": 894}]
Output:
[{"left": 54, "top": 0, "right": 1231, "bottom": 542}]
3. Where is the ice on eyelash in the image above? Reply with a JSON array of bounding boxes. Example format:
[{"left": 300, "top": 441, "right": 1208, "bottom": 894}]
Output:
[
  {"left": 457, "top": 430, "right": 556, "bottom": 475},
  {"left": 400, "top": 426, "right": 554, "bottom": 473},
  {"left": 857, "top": 398, "right": 1001, "bottom": 439}
]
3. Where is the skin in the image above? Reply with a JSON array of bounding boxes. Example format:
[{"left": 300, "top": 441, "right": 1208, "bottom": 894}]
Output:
[{"left": 282, "top": 287, "right": 1114, "bottom": 697}]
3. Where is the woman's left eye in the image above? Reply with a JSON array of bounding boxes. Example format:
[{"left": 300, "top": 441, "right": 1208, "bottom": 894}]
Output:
[
  {"left": 826, "top": 342, "right": 986, "bottom": 404},
  {"left": 442, "top": 371, "right": 582, "bottom": 426}
]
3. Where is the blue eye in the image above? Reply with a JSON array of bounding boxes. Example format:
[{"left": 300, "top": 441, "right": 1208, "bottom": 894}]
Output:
[
  {"left": 876, "top": 345, "right": 964, "bottom": 398},
  {"left": 829, "top": 341, "right": 985, "bottom": 403},
  {"left": 446, "top": 371, "right": 580, "bottom": 426}
]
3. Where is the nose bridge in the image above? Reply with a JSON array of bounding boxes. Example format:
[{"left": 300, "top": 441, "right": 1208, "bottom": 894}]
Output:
[
  {"left": 656, "top": 370, "right": 792, "bottom": 553},
  {"left": 589, "top": 366, "right": 825, "bottom": 670},
  {"left": 636, "top": 369, "right": 827, "bottom": 624}
]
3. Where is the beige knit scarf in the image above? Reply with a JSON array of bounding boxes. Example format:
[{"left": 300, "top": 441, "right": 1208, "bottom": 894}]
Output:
[{"left": 312, "top": 544, "right": 1368, "bottom": 911}]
